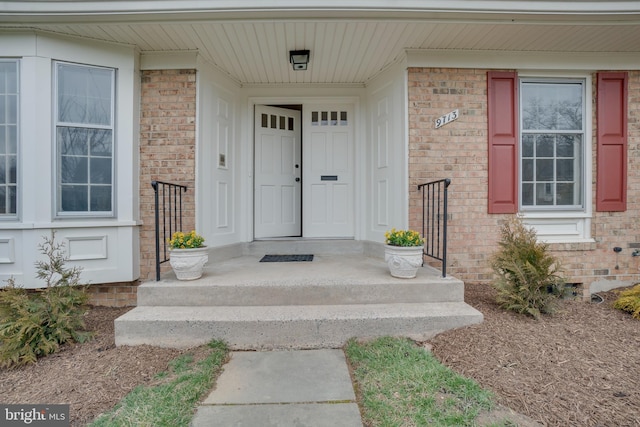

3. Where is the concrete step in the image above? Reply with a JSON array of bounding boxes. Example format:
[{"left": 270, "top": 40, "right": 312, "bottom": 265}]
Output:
[
  {"left": 142, "top": 253, "right": 461, "bottom": 306},
  {"left": 114, "top": 302, "right": 483, "bottom": 350},
  {"left": 137, "top": 278, "right": 463, "bottom": 306}
]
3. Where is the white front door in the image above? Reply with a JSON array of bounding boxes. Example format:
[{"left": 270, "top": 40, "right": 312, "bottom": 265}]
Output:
[
  {"left": 303, "top": 104, "right": 355, "bottom": 238},
  {"left": 254, "top": 105, "right": 302, "bottom": 238}
]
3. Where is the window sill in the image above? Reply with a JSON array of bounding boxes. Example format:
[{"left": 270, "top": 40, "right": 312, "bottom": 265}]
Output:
[
  {"left": 545, "top": 240, "right": 597, "bottom": 252},
  {"left": 0, "top": 220, "right": 142, "bottom": 230},
  {"left": 520, "top": 210, "right": 590, "bottom": 219},
  {"left": 521, "top": 213, "right": 591, "bottom": 244}
]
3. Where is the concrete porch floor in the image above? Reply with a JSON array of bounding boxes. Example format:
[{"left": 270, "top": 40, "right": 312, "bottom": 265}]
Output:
[
  {"left": 139, "top": 248, "right": 465, "bottom": 307},
  {"left": 159, "top": 251, "right": 450, "bottom": 288}
]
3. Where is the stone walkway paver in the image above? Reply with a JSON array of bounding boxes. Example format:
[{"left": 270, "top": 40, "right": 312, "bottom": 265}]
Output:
[{"left": 191, "top": 349, "right": 363, "bottom": 427}]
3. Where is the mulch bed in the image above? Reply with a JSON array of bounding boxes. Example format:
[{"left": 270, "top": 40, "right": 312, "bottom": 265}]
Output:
[
  {"left": 1, "top": 284, "right": 638, "bottom": 426},
  {"left": 0, "top": 307, "right": 186, "bottom": 426},
  {"left": 429, "top": 283, "right": 640, "bottom": 427}
]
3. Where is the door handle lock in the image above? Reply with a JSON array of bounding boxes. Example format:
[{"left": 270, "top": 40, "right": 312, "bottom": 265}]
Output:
[{"left": 295, "top": 177, "right": 301, "bottom": 182}]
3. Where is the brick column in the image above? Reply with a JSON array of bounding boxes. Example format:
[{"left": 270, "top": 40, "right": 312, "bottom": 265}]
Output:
[{"left": 139, "top": 69, "right": 197, "bottom": 281}]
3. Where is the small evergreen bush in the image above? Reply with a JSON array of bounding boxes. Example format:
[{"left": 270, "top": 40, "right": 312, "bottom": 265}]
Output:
[
  {"left": 0, "top": 232, "right": 92, "bottom": 368},
  {"left": 613, "top": 284, "right": 640, "bottom": 319},
  {"left": 490, "top": 216, "right": 566, "bottom": 319}
]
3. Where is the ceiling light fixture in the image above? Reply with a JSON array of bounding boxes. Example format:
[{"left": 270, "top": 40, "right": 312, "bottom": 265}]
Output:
[{"left": 289, "top": 50, "right": 310, "bottom": 71}]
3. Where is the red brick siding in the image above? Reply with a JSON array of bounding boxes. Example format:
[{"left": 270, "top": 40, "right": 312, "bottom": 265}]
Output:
[
  {"left": 408, "top": 68, "right": 640, "bottom": 288},
  {"left": 139, "top": 69, "right": 197, "bottom": 281},
  {"left": 87, "top": 281, "right": 139, "bottom": 307}
]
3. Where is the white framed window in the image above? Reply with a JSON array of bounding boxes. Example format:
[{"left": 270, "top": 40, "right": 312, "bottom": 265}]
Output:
[
  {"left": 0, "top": 60, "right": 18, "bottom": 218},
  {"left": 54, "top": 62, "right": 115, "bottom": 217},
  {"left": 518, "top": 76, "right": 593, "bottom": 242},
  {"left": 519, "top": 78, "right": 586, "bottom": 211}
]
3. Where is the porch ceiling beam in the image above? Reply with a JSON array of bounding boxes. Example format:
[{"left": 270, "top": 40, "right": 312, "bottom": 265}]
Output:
[{"left": 406, "top": 49, "right": 640, "bottom": 71}]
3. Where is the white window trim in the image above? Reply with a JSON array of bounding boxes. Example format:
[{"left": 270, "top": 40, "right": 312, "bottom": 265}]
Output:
[
  {"left": 0, "top": 59, "right": 19, "bottom": 221},
  {"left": 518, "top": 71, "right": 593, "bottom": 243},
  {"left": 53, "top": 61, "right": 116, "bottom": 219}
]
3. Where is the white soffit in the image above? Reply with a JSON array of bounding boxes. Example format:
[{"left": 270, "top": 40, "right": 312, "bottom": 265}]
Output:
[{"left": 2, "top": 2, "right": 640, "bottom": 84}]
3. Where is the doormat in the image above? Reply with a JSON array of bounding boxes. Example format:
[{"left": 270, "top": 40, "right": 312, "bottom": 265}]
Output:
[{"left": 260, "top": 254, "right": 314, "bottom": 262}]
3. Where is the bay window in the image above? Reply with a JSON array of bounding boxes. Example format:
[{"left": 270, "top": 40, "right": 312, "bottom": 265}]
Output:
[
  {"left": 0, "top": 60, "right": 18, "bottom": 217},
  {"left": 55, "top": 62, "right": 114, "bottom": 216}
]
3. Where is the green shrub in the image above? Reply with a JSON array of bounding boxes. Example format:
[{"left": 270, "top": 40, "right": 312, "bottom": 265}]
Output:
[
  {"left": 613, "top": 284, "right": 640, "bottom": 319},
  {"left": 0, "top": 232, "right": 91, "bottom": 368},
  {"left": 490, "top": 216, "right": 566, "bottom": 319}
]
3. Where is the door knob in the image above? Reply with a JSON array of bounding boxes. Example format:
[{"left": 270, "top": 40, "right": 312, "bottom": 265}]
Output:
[{"left": 295, "top": 177, "right": 301, "bottom": 182}]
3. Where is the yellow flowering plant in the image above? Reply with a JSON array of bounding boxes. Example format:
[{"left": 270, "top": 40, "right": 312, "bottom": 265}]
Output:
[
  {"left": 168, "top": 230, "right": 205, "bottom": 249},
  {"left": 384, "top": 228, "right": 424, "bottom": 247}
]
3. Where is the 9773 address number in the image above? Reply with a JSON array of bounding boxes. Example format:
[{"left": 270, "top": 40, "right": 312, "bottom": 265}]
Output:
[{"left": 435, "top": 109, "right": 459, "bottom": 129}]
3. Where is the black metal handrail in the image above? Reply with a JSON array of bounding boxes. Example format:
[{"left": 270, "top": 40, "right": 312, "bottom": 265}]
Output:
[
  {"left": 152, "top": 180, "right": 188, "bottom": 281},
  {"left": 417, "top": 178, "right": 451, "bottom": 277}
]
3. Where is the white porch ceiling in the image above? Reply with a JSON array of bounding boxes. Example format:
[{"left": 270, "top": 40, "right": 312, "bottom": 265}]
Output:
[{"left": 3, "top": 3, "right": 640, "bottom": 85}]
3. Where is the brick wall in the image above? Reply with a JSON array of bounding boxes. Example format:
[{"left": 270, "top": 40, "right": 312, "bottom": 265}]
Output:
[
  {"left": 139, "top": 69, "right": 197, "bottom": 281},
  {"left": 87, "top": 282, "right": 139, "bottom": 307},
  {"left": 408, "top": 68, "right": 640, "bottom": 289}
]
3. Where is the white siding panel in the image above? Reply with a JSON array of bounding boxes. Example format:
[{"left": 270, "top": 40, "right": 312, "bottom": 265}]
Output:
[
  {"left": 377, "top": 98, "right": 389, "bottom": 169},
  {"left": 217, "top": 181, "right": 229, "bottom": 228},
  {"left": 0, "top": 238, "right": 15, "bottom": 264},
  {"left": 197, "top": 63, "right": 240, "bottom": 245},
  {"left": 218, "top": 98, "right": 230, "bottom": 166},
  {"left": 66, "top": 235, "right": 108, "bottom": 261},
  {"left": 377, "top": 180, "right": 389, "bottom": 226}
]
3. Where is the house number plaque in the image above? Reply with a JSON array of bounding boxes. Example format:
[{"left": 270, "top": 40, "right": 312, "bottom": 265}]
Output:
[{"left": 434, "top": 109, "right": 459, "bottom": 129}]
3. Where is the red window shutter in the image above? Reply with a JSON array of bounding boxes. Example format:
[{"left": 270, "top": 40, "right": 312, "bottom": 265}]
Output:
[
  {"left": 487, "top": 71, "right": 518, "bottom": 214},
  {"left": 597, "top": 72, "right": 628, "bottom": 212}
]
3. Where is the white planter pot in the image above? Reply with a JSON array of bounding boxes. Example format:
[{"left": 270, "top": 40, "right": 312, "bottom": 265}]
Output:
[
  {"left": 169, "top": 246, "right": 209, "bottom": 280},
  {"left": 384, "top": 245, "right": 424, "bottom": 279}
]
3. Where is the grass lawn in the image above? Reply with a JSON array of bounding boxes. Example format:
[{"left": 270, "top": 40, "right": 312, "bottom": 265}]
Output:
[
  {"left": 87, "top": 337, "right": 509, "bottom": 426},
  {"left": 345, "top": 337, "right": 496, "bottom": 427},
  {"left": 89, "top": 341, "right": 228, "bottom": 427}
]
